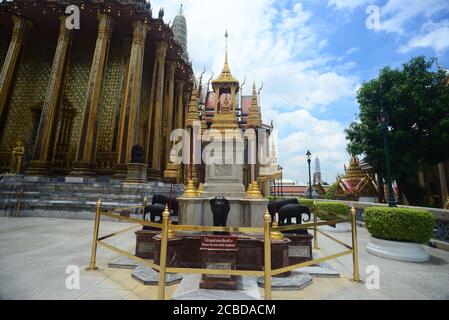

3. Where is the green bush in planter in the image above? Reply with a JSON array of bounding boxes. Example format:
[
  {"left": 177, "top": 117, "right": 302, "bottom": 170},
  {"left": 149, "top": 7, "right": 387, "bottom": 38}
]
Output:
[
  {"left": 315, "top": 202, "right": 349, "bottom": 220},
  {"left": 364, "top": 207, "right": 434, "bottom": 244}
]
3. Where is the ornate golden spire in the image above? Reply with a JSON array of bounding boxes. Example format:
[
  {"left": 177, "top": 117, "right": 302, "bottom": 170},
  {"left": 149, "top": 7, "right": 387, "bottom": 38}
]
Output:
[
  {"left": 185, "top": 86, "right": 199, "bottom": 128},
  {"left": 344, "top": 155, "right": 365, "bottom": 181},
  {"left": 247, "top": 81, "right": 262, "bottom": 128},
  {"left": 212, "top": 30, "right": 239, "bottom": 85}
]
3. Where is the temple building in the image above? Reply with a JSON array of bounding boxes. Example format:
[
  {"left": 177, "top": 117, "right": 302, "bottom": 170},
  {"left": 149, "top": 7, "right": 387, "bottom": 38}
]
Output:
[
  {"left": 0, "top": 0, "right": 194, "bottom": 180},
  {"left": 335, "top": 155, "right": 381, "bottom": 202}
]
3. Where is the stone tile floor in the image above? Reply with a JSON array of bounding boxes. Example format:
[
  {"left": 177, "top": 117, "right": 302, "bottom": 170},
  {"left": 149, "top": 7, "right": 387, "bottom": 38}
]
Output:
[{"left": 0, "top": 217, "right": 448, "bottom": 300}]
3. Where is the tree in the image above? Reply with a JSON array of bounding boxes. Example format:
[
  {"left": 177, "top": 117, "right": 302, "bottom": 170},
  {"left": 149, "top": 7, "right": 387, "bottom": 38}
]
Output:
[
  {"left": 325, "top": 182, "right": 338, "bottom": 200},
  {"left": 345, "top": 56, "right": 449, "bottom": 205}
]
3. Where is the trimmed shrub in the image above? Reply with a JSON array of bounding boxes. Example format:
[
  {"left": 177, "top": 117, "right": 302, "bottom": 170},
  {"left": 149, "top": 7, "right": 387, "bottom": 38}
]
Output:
[
  {"left": 364, "top": 207, "right": 435, "bottom": 244},
  {"left": 316, "top": 202, "right": 349, "bottom": 220},
  {"left": 298, "top": 198, "right": 314, "bottom": 209}
]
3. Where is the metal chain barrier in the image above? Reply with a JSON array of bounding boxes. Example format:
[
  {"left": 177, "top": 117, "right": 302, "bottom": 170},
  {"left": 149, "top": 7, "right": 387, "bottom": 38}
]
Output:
[{"left": 86, "top": 198, "right": 361, "bottom": 300}]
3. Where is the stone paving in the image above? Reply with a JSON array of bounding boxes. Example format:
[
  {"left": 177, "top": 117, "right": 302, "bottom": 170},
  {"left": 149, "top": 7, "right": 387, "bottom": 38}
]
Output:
[{"left": 0, "top": 217, "right": 448, "bottom": 300}]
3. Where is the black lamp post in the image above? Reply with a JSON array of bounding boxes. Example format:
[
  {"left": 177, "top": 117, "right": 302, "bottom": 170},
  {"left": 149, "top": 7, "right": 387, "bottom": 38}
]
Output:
[
  {"left": 280, "top": 166, "right": 283, "bottom": 197},
  {"left": 306, "top": 150, "right": 312, "bottom": 199},
  {"left": 378, "top": 108, "right": 396, "bottom": 207}
]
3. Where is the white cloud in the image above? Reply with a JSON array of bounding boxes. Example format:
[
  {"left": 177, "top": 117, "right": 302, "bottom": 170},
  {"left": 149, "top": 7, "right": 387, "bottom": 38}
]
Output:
[
  {"left": 273, "top": 109, "right": 348, "bottom": 182},
  {"left": 327, "top": 0, "right": 449, "bottom": 54},
  {"left": 327, "top": 0, "right": 373, "bottom": 11},
  {"left": 379, "top": 0, "right": 449, "bottom": 35},
  {"left": 398, "top": 21, "right": 449, "bottom": 54},
  {"left": 151, "top": 0, "right": 357, "bottom": 182}
]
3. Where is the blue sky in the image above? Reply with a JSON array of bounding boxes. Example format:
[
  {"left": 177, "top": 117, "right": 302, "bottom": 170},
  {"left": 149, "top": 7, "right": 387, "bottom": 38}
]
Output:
[{"left": 152, "top": 0, "right": 449, "bottom": 183}]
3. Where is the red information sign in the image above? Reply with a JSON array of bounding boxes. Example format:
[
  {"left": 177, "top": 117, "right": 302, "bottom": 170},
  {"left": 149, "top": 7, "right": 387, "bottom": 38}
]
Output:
[{"left": 200, "top": 235, "right": 238, "bottom": 251}]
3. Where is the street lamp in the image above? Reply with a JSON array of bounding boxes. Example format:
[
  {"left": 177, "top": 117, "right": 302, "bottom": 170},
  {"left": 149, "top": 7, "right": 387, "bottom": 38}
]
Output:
[
  {"left": 306, "top": 150, "right": 312, "bottom": 199},
  {"left": 377, "top": 108, "right": 396, "bottom": 207},
  {"left": 280, "top": 166, "right": 283, "bottom": 197}
]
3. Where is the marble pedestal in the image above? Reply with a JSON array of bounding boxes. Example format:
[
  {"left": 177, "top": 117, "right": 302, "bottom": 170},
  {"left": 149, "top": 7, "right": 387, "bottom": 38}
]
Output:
[
  {"left": 135, "top": 229, "right": 160, "bottom": 259},
  {"left": 178, "top": 197, "right": 268, "bottom": 228},
  {"left": 125, "top": 163, "right": 147, "bottom": 183}
]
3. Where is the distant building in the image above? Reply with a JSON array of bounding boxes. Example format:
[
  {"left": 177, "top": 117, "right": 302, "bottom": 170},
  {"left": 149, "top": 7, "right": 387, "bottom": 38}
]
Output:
[{"left": 271, "top": 179, "right": 329, "bottom": 197}]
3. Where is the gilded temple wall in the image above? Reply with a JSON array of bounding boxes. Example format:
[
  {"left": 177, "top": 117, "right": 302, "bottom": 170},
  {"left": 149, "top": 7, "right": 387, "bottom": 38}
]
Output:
[
  {"left": 0, "top": 40, "right": 54, "bottom": 152},
  {"left": 138, "top": 50, "right": 153, "bottom": 148},
  {"left": 63, "top": 39, "right": 94, "bottom": 154},
  {"left": 96, "top": 40, "right": 129, "bottom": 153}
]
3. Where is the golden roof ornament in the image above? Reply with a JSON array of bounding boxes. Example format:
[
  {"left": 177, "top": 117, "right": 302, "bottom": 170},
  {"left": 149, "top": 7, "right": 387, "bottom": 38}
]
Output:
[
  {"left": 345, "top": 155, "right": 365, "bottom": 181},
  {"left": 212, "top": 30, "right": 239, "bottom": 85},
  {"left": 247, "top": 81, "right": 263, "bottom": 128},
  {"left": 185, "top": 86, "right": 199, "bottom": 128}
]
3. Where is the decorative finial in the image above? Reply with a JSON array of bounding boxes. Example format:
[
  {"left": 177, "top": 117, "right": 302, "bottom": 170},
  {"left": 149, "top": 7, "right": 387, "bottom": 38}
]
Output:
[
  {"left": 180, "top": 3, "right": 183, "bottom": 15},
  {"left": 224, "top": 29, "right": 229, "bottom": 67}
]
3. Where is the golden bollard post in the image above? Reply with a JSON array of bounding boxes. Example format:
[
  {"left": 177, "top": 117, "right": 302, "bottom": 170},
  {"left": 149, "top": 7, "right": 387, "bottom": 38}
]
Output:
[
  {"left": 86, "top": 198, "right": 102, "bottom": 271},
  {"left": 351, "top": 206, "right": 361, "bottom": 283},
  {"left": 313, "top": 201, "right": 319, "bottom": 249},
  {"left": 157, "top": 205, "right": 170, "bottom": 300},
  {"left": 263, "top": 211, "right": 272, "bottom": 300}
]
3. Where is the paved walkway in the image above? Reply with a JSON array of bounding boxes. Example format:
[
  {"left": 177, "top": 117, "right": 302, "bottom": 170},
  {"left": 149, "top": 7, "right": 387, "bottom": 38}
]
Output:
[{"left": 0, "top": 217, "right": 448, "bottom": 300}]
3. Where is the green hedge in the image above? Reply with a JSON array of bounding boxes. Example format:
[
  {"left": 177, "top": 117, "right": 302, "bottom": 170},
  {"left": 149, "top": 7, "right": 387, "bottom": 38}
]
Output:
[
  {"left": 315, "top": 202, "right": 349, "bottom": 220},
  {"left": 298, "top": 199, "right": 348, "bottom": 220},
  {"left": 364, "top": 207, "right": 434, "bottom": 243},
  {"left": 298, "top": 198, "right": 314, "bottom": 209}
]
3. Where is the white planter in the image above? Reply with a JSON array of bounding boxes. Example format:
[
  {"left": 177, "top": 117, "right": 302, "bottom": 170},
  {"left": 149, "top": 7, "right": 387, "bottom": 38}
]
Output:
[
  {"left": 321, "top": 222, "right": 351, "bottom": 233},
  {"left": 367, "top": 236, "right": 429, "bottom": 263}
]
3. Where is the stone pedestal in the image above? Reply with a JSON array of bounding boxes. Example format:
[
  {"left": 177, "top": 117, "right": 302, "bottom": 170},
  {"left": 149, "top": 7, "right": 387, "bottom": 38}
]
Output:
[
  {"left": 285, "top": 232, "right": 313, "bottom": 265},
  {"left": 269, "top": 238, "right": 291, "bottom": 277},
  {"left": 135, "top": 229, "right": 160, "bottom": 259},
  {"left": 153, "top": 235, "right": 183, "bottom": 267},
  {"left": 199, "top": 235, "right": 239, "bottom": 290},
  {"left": 202, "top": 163, "right": 245, "bottom": 198},
  {"left": 201, "top": 138, "right": 246, "bottom": 198},
  {"left": 178, "top": 197, "right": 268, "bottom": 228},
  {"left": 125, "top": 163, "right": 147, "bottom": 183}
]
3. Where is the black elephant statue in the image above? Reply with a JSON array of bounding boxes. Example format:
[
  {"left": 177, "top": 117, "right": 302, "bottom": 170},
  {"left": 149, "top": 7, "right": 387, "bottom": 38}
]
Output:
[
  {"left": 143, "top": 194, "right": 179, "bottom": 230},
  {"left": 267, "top": 198, "right": 299, "bottom": 218},
  {"left": 151, "top": 194, "right": 179, "bottom": 216},
  {"left": 278, "top": 204, "right": 311, "bottom": 226},
  {"left": 210, "top": 196, "right": 230, "bottom": 234}
]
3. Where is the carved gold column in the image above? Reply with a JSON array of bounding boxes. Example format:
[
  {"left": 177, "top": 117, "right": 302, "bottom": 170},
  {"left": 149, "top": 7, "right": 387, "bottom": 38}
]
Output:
[
  {"left": 71, "top": 13, "right": 115, "bottom": 176},
  {"left": 0, "top": 15, "right": 33, "bottom": 126},
  {"left": 161, "top": 61, "right": 176, "bottom": 172},
  {"left": 145, "top": 41, "right": 168, "bottom": 179},
  {"left": 164, "top": 78, "right": 184, "bottom": 180},
  {"left": 28, "top": 16, "right": 72, "bottom": 175},
  {"left": 115, "top": 19, "right": 149, "bottom": 175},
  {"left": 174, "top": 80, "right": 185, "bottom": 131}
]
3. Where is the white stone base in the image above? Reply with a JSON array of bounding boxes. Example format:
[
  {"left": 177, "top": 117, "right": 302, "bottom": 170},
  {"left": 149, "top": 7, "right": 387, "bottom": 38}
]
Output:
[
  {"left": 321, "top": 222, "right": 351, "bottom": 233},
  {"left": 367, "top": 236, "right": 430, "bottom": 263}
]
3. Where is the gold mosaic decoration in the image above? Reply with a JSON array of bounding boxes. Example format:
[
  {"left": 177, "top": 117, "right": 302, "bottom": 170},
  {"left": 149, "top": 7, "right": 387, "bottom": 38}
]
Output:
[
  {"left": 96, "top": 41, "right": 127, "bottom": 152},
  {"left": 0, "top": 41, "right": 53, "bottom": 153},
  {"left": 63, "top": 40, "right": 94, "bottom": 153}
]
